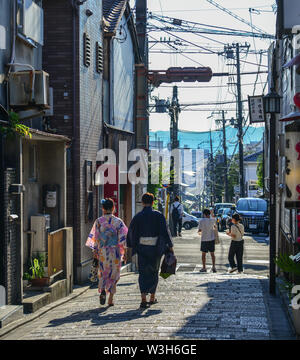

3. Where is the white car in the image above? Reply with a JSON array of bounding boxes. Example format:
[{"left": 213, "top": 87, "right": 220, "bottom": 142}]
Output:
[{"left": 182, "top": 212, "right": 199, "bottom": 230}]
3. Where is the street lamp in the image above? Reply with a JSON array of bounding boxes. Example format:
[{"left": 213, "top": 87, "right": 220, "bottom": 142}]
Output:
[
  {"left": 263, "top": 90, "right": 281, "bottom": 114},
  {"left": 263, "top": 89, "right": 281, "bottom": 295}
]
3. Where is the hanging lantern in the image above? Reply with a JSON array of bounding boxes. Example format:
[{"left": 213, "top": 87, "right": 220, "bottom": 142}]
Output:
[
  {"left": 263, "top": 90, "right": 281, "bottom": 114},
  {"left": 285, "top": 121, "right": 300, "bottom": 208}
]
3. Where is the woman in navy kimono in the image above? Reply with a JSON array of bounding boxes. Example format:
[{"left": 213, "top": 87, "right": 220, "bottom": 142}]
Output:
[{"left": 127, "top": 193, "right": 174, "bottom": 308}]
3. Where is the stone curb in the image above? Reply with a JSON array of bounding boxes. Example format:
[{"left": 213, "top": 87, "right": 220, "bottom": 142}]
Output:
[
  {"left": 0, "top": 272, "right": 136, "bottom": 339},
  {"left": 0, "top": 285, "right": 90, "bottom": 339}
]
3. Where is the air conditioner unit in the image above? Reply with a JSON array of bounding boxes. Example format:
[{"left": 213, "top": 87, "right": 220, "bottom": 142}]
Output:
[
  {"left": 31, "top": 214, "right": 50, "bottom": 253},
  {"left": 9, "top": 70, "right": 50, "bottom": 109},
  {"left": 17, "top": 0, "right": 44, "bottom": 46}
]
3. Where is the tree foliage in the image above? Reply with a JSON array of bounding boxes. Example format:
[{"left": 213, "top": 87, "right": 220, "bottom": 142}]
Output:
[
  {"left": 0, "top": 111, "right": 32, "bottom": 139},
  {"left": 256, "top": 154, "right": 264, "bottom": 189}
]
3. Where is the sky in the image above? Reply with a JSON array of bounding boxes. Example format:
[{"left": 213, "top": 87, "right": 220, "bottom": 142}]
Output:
[{"left": 131, "top": 0, "right": 277, "bottom": 133}]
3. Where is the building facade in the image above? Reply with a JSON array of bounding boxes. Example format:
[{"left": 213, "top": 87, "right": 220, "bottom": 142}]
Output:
[
  {"left": 0, "top": 0, "right": 71, "bottom": 306},
  {"left": 265, "top": 1, "right": 300, "bottom": 269},
  {"left": 43, "top": 0, "right": 143, "bottom": 283},
  {"left": 244, "top": 151, "right": 263, "bottom": 198}
]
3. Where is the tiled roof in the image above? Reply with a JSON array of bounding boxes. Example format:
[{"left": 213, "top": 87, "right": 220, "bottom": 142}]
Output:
[{"left": 103, "top": 0, "right": 128, "bottom": 34}]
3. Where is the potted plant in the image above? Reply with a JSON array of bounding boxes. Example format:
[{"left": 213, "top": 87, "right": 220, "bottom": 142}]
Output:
[
  {"left": 275, "top": 253, "right": 300, "bottom": 335},
  {"left": 29, "top": 255, "right": 49, "bottom": 287},
  {"left": 23, "top": 272, "right": 31, "bottom": 288}
]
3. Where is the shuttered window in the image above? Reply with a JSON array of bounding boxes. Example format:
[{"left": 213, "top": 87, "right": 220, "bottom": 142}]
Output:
[
  {"left": 96, "top": 42, "right": 103, "bottom": 73},
  {"left": 83, "top": 33, "right": 91, "bottom": 67}
]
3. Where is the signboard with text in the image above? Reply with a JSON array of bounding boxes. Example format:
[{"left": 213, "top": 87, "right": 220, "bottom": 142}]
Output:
[{"left": 248, "top": 95, "right": 265, "bottom": 124}]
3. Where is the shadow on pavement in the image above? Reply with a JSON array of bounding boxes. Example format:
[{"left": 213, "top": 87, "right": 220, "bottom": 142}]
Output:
[
  {"left": 46, "top": 308, "right": 162, "bottom": 328},
  {"left": 117, "top": 282, "right": 136, "bottom": 287},
  {"left": 172, "top": 277, "right": 271, "bottom": 340},
  {"left": 243, "top": 264, "right": 269, "bottom": 271}
]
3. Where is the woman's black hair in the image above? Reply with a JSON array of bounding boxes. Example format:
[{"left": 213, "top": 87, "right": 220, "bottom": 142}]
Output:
[
  {"left": 101, "top": 198, "right": 114, "bottom": 211},
  {"left": 203, "top": 209, "right": 211, "bottom": 217},
  {"left": 232, "top": 213, "right": 241, "bottom": 222}
]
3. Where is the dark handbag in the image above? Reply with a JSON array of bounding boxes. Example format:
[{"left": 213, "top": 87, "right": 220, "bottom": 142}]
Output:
[{"left": 160, "top": 251, "right": 177, "bottom": 279}]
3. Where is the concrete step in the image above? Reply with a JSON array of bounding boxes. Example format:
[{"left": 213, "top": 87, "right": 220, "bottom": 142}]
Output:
[
  {"left": 22, "top": 279, "right": 69, "bottom": 313},
  {"left": 0, "top": 305, "right": 24, "bottom": 328},
  {"left": 22, "top": 292, "right": 51, "bottom": 313}
]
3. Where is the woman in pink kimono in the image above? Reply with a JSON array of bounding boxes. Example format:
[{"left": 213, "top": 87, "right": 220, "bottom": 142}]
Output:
[{"left": 86, "top": 198, "right": 128, "bottom": 306}]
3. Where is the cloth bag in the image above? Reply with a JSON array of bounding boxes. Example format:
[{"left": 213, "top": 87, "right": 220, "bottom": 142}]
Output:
[
  {"left": 89, "top": 258, "right": 99, "bottom": 283},
  {"left": 160, "top": 251, "right": 177, "bottom": 279},
  {"left": 214, "top": 225, "right": 220, "bottom": 245}
]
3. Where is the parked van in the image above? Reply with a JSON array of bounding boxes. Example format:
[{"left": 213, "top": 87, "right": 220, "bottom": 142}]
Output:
[
  {"left": 213, "top": 203, "right": 235, "bottom": 216},
  {"left": 236, "top": 197, "right": 269, "bottom": 234}
]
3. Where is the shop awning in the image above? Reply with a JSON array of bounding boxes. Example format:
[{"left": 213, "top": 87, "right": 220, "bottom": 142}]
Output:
[
  {"left": 28, "top": 128, "right": 70, "bottom": 142},
  {"left": 279, "top": 111, "right": 300, "bottom": 122}
]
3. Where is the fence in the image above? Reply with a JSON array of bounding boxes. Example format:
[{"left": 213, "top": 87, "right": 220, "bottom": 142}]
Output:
[
  {"left": 48, "top": 229, "right": 64, "bottom": 277},
  {"left": 47, "top": 227, "right": 73, "bottom": 293}
]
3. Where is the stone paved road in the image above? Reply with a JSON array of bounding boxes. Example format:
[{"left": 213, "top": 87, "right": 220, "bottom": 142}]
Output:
[{"left": 2, "top": 271, "right": 296, "bottom": 340}]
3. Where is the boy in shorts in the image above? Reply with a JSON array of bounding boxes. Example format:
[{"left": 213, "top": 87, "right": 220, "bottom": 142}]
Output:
[{"left": 198, "top": 209, "right": 217, "bottom": 273}]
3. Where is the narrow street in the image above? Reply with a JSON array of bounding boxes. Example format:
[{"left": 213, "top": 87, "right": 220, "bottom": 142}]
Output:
[
  {"left": 175, "top": 228, "right": 270, "bottom": 276},
  {"left": 1, "top": 229, "right": 295, "bottom": 340}
]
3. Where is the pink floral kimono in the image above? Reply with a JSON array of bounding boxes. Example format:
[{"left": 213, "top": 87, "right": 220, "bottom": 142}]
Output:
[{"left": 86, "top": 214, "right": 128, "bottom": 294}]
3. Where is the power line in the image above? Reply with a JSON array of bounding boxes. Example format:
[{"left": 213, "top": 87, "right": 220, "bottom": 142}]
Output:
[{"left": 150, "top": 25, "right": 269, "bottom": 68}]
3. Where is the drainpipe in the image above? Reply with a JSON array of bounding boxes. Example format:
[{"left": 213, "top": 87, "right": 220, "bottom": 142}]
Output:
[
  {"left": 71, "top": 0, "right": 79, "bottom": 283},
  {"left": 0, "top": 133, "right": 5, "bottom": 288}
]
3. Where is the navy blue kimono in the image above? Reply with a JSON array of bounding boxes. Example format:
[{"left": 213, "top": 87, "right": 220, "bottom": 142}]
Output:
[{"left": 127, "top": 206, "right": 173, "bottom": 294}]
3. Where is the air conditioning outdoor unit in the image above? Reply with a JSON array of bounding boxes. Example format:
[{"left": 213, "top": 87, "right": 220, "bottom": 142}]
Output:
[{"left": 9, "top": 70, "right": 50, "bottom": 109}]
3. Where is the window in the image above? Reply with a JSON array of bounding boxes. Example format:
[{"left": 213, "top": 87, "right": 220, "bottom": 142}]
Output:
[
  {"left": 83, "top": 33, "right": 91, "bottom": 67},
  {"left": 96, "top": 42, "right": 103, "bottom": 73}
]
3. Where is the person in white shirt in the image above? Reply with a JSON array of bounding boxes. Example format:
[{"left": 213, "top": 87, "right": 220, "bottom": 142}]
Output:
[
  {"left": 170, "top": 196, "right": 184, "bottom": 237},
  {"left": 226, "top": 213, "right": 245, "bottom": 273},
  {"left": 198, "top": 208, "right": 217, "bottom": 273}
]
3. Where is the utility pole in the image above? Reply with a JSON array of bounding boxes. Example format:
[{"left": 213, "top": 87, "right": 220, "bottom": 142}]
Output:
[
  {"left": 209, "top": 129, "right": 215, "bottom": 207},
  {"left": 223, "top": 43, "right": 249, "bottom": 198},
  {"left": 236, "top": 43, "right": 245, "bottom": 199},
  {"left": 168, "top": 86, "right": 180, "bottom": 236},
  {"left": 169, "top": 85, "right": 180, "bottom": 198},
  {"left": 221, "top": 110, "right": 229, "bottom": 202},
  {"left": 213, "top": 110, "right": 229, "bottom": 202}
]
